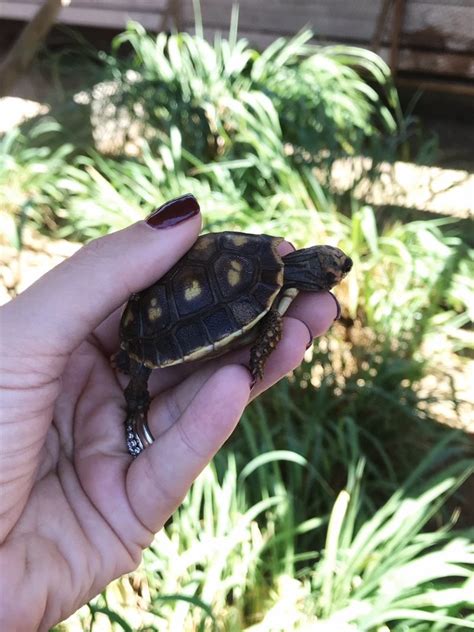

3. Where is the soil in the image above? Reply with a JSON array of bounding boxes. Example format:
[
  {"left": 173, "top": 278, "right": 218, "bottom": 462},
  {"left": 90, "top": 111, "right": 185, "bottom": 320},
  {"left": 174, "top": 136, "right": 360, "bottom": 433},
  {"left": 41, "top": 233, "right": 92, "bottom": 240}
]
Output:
[{"left": 0, "top": 229, "right": 80, "bottom": 303}]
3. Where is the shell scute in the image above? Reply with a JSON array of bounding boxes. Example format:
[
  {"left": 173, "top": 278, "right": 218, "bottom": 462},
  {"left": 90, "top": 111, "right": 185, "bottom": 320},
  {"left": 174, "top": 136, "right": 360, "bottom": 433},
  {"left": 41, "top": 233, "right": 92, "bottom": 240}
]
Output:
[
  {"left": 215, "top": 253, "right": 254, "bottom": 298},
  {"left": 221, "top": 232, "right": 275, "bottom": 255},
  {"left": 188, "top": 234, "right": 217, "bottom": 261},
  {"left": 175, "top": 321, "right": 207, "bottom": 357},
  {"left": 202, "top": 307, "right": 235, "bottom": 342},
  {"left": 172, "top": 264, "right": 214, "bottom": 316},
  {"left": 154, "top": 335, "right": 182, "bottom": 366},
  {"left": 140, "top": 285, "right": 169, "bottom": 334},
  {"left": 231, "top": 298, "right": 262, "bottom": 327},
  {"left": 253, "top": 282, "right": 282, "bottom": 309}
]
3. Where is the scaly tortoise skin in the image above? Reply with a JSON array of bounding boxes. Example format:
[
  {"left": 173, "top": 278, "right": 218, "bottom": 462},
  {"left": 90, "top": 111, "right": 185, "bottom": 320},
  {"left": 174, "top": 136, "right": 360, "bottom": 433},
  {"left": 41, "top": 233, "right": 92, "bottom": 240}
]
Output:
[{"left": 113, "top": 231, "right": 352, "bottom": 455}]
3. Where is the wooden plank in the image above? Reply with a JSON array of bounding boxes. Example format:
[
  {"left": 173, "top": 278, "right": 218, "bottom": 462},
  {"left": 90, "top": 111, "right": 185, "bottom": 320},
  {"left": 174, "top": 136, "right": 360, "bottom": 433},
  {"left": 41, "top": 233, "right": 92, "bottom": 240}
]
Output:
[
  {"left": 395, "top": 48, "right": 474, "bottom": 78},
  {"left": 0, "top": 0, "right": 168, "bottom": 10},
  {"left": 401, "top": 3, "right": 474, "bottom": 52},
  {"left": 411, "top": 0, "right": 474, "bottom": 7},
  {"left": 0, "top": 2, "right": 167, "bottom": 29},
  {"left": 214, "top": 22, "right": 474, "bottom": 80},
  {"left": 397, "top": 77, "right": 474, "bottom": 97},
  {"left": 0, "top": 2, "right": 43, "bottom": 21},
  {"left": 183, "top": 1, "right": 380, "bottom": 42},
  {"left": 60, "top": 6, "right": 167, "bottom": 29},
  {"left": 1, "top": 0, "right": 473, "bottom": 57},
  {"left": 66, "top": 0, "right": 169, "bottom": 8},
  {"left": 187, "top": 24, "right": 474, "bottom": 81},
  {"left": 183, "top": 0, "right": 474, "bottom": 52},
  {"left": 183, "top": 26, "right": 278, "bottom": 51}
]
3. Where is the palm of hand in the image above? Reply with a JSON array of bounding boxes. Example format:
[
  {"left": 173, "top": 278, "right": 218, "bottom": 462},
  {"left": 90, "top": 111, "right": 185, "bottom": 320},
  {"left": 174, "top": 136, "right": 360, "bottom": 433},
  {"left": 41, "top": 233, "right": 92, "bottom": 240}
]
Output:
[{"left": 1, "top": 327, "right": 253, "bottom": 630}]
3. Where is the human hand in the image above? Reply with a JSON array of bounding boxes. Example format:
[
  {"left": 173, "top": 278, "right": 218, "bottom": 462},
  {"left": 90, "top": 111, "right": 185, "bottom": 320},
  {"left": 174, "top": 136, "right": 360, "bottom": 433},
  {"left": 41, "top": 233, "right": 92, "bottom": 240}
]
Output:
[{"left": 0, "top": 196, "right": 339, "bottom": 630}]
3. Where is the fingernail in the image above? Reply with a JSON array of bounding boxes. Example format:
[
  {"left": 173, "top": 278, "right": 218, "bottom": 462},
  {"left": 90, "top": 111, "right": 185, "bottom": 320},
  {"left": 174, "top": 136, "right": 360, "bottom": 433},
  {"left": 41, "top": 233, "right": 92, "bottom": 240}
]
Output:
[
  {"left": 300, "top": 319, "right": 314, "bottom": 350},
  {"left": 239, "top": 363, "right": 256, "bottom": 389},
  {"left": 240, "top": 362, "right": 257, "bottom": 390},
  {"left": 146, "top": 194, "right": 200, "bottom": 229},
  {"left": 328, "top": 291, "right": 342, "bottom": 320}
]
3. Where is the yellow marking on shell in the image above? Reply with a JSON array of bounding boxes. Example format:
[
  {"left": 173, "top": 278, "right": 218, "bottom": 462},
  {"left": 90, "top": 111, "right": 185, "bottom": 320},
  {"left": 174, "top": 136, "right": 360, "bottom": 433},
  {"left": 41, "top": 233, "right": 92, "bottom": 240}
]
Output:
[
  {"left": 123, "top": 309, "right": 134, "bottom": 326},
  {"left": 184, "top": 279, "right": 202, "bottom": 301},
  {"left": 194, "top": 235, "right": 212, "bottom": 250},
  {"left": 227, "top": 259, "right": 243, "bottom": 287},
  {"left": 125, "top": 349, "right": 156, "bottom": 369},
  {"left": 148, "top": 306, "right": 162, "bottom": 321},
  {"left": 230, "top": 234, "right": 248, "bottom": 246}
]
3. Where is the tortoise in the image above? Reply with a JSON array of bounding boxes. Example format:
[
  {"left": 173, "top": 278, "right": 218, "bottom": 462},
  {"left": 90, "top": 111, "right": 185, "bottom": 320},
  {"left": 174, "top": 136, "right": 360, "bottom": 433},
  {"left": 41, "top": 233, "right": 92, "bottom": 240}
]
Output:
[{"left": 113, "top": 231, "right": 352, "bottom": 455}]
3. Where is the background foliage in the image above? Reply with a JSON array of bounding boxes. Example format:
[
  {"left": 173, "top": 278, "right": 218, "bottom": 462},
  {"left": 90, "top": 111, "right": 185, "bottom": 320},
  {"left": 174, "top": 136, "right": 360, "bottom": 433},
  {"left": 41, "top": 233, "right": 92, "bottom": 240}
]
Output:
[{"left": 1, "top": 19, "right": 472, "bottom": 631}]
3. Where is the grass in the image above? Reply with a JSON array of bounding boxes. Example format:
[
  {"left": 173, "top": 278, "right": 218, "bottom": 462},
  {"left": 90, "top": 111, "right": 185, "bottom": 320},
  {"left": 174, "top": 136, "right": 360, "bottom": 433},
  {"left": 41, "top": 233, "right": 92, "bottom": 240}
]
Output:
[
  {"left": 55, "top": 433, "right": 473, "bottom": 631},
  {"left": 2, "top": 18, "right": 473, "bottom": 632}
]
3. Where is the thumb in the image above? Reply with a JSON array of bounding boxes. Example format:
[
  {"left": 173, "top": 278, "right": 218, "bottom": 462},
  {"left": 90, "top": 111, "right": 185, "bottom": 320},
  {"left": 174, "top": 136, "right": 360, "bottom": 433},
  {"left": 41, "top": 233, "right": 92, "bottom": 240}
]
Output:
[{"left": 1, "top": 195, "right": 201, "bottom": 362}]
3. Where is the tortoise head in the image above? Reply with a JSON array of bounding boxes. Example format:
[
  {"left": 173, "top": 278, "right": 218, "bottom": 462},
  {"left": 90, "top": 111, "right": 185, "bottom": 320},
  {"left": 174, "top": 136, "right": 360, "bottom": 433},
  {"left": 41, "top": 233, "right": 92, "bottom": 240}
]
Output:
[{"left": 282, "top": 245, "right": 352, "bottom": 291}]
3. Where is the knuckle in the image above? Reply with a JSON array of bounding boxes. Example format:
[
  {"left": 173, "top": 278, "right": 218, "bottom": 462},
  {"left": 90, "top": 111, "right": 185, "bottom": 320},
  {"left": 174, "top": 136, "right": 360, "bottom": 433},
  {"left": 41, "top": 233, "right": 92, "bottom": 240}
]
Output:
[{"left": 80, "top": 235, "right": 113, "bottom": 263}]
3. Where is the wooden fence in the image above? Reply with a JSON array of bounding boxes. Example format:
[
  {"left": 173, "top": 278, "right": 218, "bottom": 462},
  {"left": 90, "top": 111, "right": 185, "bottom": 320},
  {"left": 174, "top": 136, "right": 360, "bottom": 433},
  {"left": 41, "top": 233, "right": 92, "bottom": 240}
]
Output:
[{"left": 1, "top": 0, "right": 473, "bottom": 84}]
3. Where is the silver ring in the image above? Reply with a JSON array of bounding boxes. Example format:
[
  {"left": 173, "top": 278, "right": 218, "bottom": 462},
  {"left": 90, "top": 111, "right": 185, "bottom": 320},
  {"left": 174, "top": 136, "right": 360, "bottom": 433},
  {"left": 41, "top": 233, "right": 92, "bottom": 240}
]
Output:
[
  {"left": 126, "top": 415, "right": 155, "bottom": 457},
  {"left": 137, "top": 417, "right": 155, "bottom": 449}
]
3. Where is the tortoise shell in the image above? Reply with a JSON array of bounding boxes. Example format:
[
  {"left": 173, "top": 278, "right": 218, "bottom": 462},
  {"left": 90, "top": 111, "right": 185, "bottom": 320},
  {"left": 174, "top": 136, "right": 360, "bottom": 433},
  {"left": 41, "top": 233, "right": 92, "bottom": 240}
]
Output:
[{"left": 119, "top": 232, "right": 285, "bottom": 368}]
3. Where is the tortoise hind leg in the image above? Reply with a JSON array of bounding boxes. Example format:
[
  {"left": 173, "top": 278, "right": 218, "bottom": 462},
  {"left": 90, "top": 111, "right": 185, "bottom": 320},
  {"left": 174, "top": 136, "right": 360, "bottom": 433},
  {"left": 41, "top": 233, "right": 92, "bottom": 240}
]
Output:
[
  {"left": 123, "top": 361, "right": 152, "bottom": 457},
  {"left": 249, "top": 308, "right": 283, "bottom": 381},
  {"left": 111, "top": 349, "right": 132, "bottom": 374}
]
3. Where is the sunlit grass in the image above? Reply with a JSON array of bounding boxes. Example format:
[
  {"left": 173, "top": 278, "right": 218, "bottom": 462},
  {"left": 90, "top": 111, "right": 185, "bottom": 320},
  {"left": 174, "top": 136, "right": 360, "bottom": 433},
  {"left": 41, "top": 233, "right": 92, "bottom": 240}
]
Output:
[{"left": 55, "top": 434, "right": 473, "bottom": 631}]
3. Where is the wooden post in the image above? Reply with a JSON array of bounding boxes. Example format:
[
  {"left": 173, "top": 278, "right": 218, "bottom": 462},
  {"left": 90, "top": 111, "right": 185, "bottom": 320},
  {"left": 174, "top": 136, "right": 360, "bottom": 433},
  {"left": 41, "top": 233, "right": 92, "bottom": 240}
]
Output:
[
  {"left": 390, "top": 0, "right": 406, "bottom": 79},
  {"left": 0, "top": 0, "right": 69, "bottom": 97},
  {"left": 372, "top": 0, "right": 393, "bottom": 52}
]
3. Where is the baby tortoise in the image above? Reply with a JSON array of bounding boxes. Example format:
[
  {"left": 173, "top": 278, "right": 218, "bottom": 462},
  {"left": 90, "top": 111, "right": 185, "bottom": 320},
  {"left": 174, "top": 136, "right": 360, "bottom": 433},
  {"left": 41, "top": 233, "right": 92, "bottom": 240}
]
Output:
[{"left": 113, "top": 231, "right": 352, "bottom": 455}]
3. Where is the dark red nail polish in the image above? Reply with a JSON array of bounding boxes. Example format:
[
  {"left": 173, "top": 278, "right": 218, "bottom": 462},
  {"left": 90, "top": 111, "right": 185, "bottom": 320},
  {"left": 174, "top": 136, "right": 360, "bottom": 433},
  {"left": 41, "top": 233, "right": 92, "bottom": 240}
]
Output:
[
  {"left": 328, "top": 291, "right": 342, "bottom": 320},
  {"left": 146, "top": 194, "right": 200, "bottom": 229}
]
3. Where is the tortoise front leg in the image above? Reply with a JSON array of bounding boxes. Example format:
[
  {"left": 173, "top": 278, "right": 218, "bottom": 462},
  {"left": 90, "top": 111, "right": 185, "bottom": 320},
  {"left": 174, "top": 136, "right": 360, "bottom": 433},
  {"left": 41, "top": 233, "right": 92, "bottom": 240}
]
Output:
[
  {"left": 249, "top": 308, "right": 283, "bottom": 381},
  {"left": 123, "top": 361, "right": 152, "bottom": 457},
  {"left": 111, "top": 349, "right": 132, "bottom": 374}
]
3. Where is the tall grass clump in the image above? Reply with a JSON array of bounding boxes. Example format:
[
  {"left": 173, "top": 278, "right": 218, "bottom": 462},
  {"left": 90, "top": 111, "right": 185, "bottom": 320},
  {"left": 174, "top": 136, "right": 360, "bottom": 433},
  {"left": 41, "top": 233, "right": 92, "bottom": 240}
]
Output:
[
  {"left": 0, "top": 118, "right": 78, "bottom": 245},
  {"left": 100, "top": 22, "right": 402, "bottom": 164},
  {"left": 21, "top": 20, "right": 406, "bottom": 240},
  {"left": 54, "top": 436, "right": 473, "bottom": 631}
]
